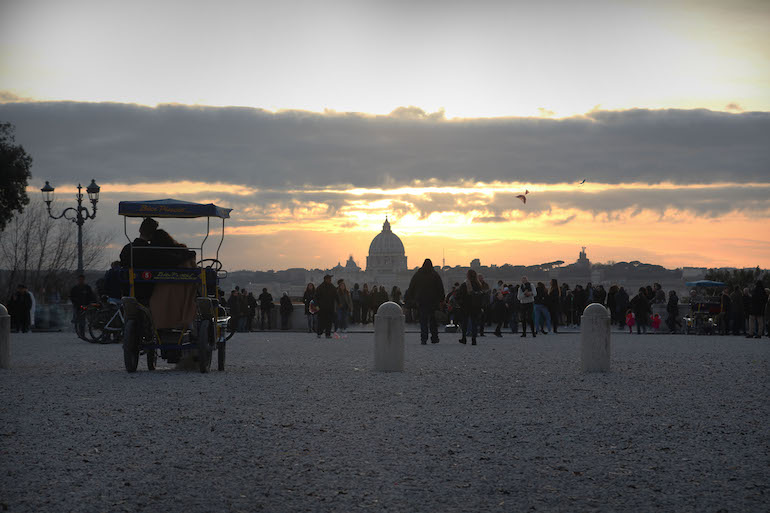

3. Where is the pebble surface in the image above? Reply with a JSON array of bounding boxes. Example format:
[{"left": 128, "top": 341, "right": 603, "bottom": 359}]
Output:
[{"left": 1, "top": 331, "right": 768, "bottom": 512}]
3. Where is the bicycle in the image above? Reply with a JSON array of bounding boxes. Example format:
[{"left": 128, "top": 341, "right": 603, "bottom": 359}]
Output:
[{"left": 87, "top": 298, "right": 125, "bottom": 344}]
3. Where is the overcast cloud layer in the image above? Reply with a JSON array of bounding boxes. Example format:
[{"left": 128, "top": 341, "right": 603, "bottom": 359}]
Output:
[{"left": 2, "top": 101, "right": 769, "bottom": 190}]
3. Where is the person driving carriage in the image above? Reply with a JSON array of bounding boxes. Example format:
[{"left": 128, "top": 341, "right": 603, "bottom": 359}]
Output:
[
  {"left": 147, "top": 229, "right": 198, "bottom": 330},
  {"left": 119, "top": 217, "right": 159, "bottom": 305}
]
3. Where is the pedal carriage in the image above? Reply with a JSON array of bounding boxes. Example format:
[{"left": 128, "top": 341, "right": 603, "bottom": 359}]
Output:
[
  {"left": 683, "top": 280, "right": 725, "bottom": 335},
  {"left": 119, "top": 199, "right": 233, "bottom": 373}
]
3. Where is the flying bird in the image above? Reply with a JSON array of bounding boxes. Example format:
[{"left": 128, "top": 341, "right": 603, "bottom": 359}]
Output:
[
  {"left": 516, "top": 189, "right": 529, "bottom": 204},
  {"left": 578, "top": 179, "right": 586, "bottom": 185}
]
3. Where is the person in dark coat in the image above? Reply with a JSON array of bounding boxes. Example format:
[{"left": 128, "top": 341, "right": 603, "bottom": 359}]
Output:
[
  {"left": 314, "top": 275, "right": 337, "bottom": 338},
  {"left": 258, "top": 288, "right": 274, "bottom": 330},
  {"left": 119, "top": 217, "right": 159, "bottom": 303},
  {"left": 70, "top": 275, "right": 96, "bottom": 334},
  {"left": 615, "top": 287, "right": 629, "bottom": 329},
  {"left": 630, "top": 287, "right": 651, "bottom": 334},
  {"left": 718, "top": 287, "right": 732, "bottom": 335},
  {"left": 456, "top": 269, "right": 483, "bottom": 345},
  {"left": 103, "top": 261, "right": 123, "bottom": 300},
  {"left": 246, "top": 292, "right": 257, "bottom": 332},
  {"left": 405, "top": 258, "right": 445, "bottom": 344},
  {"left": 748, "top": 280, "right": 767, "bottom": 338},
  {"left": 491, "top": 290, "right": 507, "bottom": 337},
  {"left": 730, "top": 287, "right": 744, "bottom": 335},
  {"left": 8, "top": 284, "right": 33, "bottom": 333},
  {"left": 547, "top": 279, "right": 561, "bottom": 334},
  {"left": 227, "top": 290, "right": 242, "bottom": 331},
  {"left": 666, "top": 290, "right": 682, "bottom": 333},
  {"left": 279, "top": 292, "right": 293, "bottom": 330},
  {"left": 302, "top": 283, "right": 316, "bottom": 333}
]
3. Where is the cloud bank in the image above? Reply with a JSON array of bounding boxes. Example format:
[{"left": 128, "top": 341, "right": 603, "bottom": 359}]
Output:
[{"left": 2, "top": 100, "right": 768, "bottom": 192}]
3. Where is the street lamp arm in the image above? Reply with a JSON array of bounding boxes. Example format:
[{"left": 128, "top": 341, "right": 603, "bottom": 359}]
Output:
[
  {"left": 46, "top": 206, "right": 79, "bottom": 221},
  {"left": 79, "top": 204, "right": 98, "bottom": 221}
]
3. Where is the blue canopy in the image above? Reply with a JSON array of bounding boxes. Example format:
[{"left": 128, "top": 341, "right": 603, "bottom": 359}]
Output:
[
  {"left": 118, "top": 199, "right": 232, "bottom": 219},
  {"left": 685, "top": 280, "right": 726, "bottom": 288}
]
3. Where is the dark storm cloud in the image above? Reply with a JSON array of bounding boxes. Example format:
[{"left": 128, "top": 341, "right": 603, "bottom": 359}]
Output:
[{"left": 2, "top": 100, "right": 769, "bottom": 189}]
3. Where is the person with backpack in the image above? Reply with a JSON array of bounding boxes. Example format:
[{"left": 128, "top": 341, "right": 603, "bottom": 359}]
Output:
[
  {"left": 404, "top": 258, "right": 445, "bottom": 344},
  {"left": 455, "top": 269, "right": 483, "bottom": 345}
]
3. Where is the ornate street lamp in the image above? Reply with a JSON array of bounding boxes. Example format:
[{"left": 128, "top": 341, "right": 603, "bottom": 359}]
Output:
[{"left": 41, "top": 179, "right": 101, "bottom": 275}]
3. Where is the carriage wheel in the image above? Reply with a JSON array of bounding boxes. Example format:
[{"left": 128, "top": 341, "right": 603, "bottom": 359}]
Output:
[
  {"left": 123, "top": 320, "right": 140, "bottom": 373},
  {"left": 147, "top": 348, "right": 157, "bottom": 371},
  {"left": 198, "top": 320, "right": 213, "bottom": 373},
  {"left": 217, "top": 341, "right": 226, "bottom": 371}
]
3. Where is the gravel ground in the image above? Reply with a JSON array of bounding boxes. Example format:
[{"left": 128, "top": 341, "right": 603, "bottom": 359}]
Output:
[{"left": 1, "top": 330, "right": 768, "bottom": 512}]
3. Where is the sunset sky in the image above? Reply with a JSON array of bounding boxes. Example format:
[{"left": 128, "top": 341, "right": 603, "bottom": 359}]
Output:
[{"left": 1, "top": 0, "right": 768, "bottom": 270}]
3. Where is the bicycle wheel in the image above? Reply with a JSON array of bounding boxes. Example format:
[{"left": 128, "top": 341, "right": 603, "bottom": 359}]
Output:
[{"left": 89, "top": 305, "right": 113, "bottom": 343}]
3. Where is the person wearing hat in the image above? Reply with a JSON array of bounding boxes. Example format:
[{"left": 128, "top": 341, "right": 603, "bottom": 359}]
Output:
[{"left": 314, "top": 274, "right": 338, "bottom": 338}]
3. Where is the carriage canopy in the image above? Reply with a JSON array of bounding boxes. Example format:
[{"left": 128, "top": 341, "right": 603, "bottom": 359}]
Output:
[{"left": 118, "top": 199, "right": 232, "bottom": 219}]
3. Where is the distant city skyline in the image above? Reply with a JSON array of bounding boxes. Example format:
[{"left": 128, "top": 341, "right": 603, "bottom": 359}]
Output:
[{"left": 1, "top": 0, "right": 768, "bottom": 270}]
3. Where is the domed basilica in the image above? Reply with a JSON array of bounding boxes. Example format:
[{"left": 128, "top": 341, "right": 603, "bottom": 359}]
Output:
[{"left": 366, "top": 217, "right": 407, "bottom": 273}]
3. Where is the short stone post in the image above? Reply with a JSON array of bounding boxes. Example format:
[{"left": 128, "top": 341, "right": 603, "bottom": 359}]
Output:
[
  {"left": 374, "top": 301, "right": 405, "bottom": 372},
  {"left": 580, "top": 303, "right": 611, "bottom": 372},
  {"left": 0, "top": 304, "right": 10, "bottom": 369}
]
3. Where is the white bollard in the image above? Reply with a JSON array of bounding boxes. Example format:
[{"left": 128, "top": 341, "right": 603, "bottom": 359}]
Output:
[
  {"left": 580, "top": 303, "right": 611, "bottom": 372},
  {"left": 0, "top": 304, "right": 10, "bottom": 369},
  {"left": 374, "top": 301, "right": 405, "bottom": 372}
]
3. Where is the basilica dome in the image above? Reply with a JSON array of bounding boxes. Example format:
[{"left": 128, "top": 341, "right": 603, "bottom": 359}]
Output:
[{"left": 366, "top": 217, "right": 407, "bottom": 273}]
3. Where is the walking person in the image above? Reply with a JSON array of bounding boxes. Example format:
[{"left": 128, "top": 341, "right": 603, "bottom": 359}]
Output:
[
  {"left": 314, "top": 275, "right": 337, "bottom": 338},
  {"left": 258, "top": 288, "right": 274, "bottom": 330},
  {"left": 491, "top": 289, "right": 507, "bottom": 337},
  {"left": 517, "top": 276, "right": 536, "bottom": 337},
  {"left": 405, "top": 258, "right": 445, "bottom": 344},
  {"left": 456, "top": 269, "right": 483, "bottom": 345},
  {"left": 302, "top": 283, "right": 316, "bottom": 333}
]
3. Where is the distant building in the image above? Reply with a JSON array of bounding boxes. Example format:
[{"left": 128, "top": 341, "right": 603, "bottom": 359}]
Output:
[
  {"left": 470, "top": 258, "right": 481, "bottom": 268},
  {"left": 577, "top": 247, "right": 590, "bottom": 268},
  {"left": 366, "top": 217, "right": 407, "bottom": 273}
]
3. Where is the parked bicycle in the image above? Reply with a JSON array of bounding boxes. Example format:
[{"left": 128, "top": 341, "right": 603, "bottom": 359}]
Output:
[{"left": 87, "top": 297, "right": 125, "bottom": 343}]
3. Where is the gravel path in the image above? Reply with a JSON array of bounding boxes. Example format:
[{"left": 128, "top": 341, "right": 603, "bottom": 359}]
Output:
[{"left": 1, "top": 330, "right": 768, "bottom": 512}]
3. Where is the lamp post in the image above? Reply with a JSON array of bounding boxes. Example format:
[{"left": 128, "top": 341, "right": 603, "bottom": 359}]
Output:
[{"left": 41, "top": 179, "right": 101, "bottom": 275}]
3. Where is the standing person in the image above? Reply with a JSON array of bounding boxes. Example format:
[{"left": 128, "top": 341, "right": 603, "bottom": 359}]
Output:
[
  {"left": 258, "top": 288, "right": 274, "bottom": 330},
  {"left": 405, "top": 258, "right": 445, "bottom": 345},
  {"left": 237, "top": 289, "right": 249, "bottom": 332},
  {"left": 517, "top": 276, "right": 536, "bottom": 337},
  {"left": 456, "top": 269, "right": 482, "bottom": 345},
  {"left": 747, "top": 280, "right": 767, "bottom": 339},
  {"left": 227, "top": 290, "right": 241, "bottom": 331},
  {"left": 730, "top": 287, "right": 745, "bottom": 335},
  {"left": 314, "top": 275, "right": 337, "bottom": 338},
  {"left": 491, "top": 289, "right": 507, "bottom": 337},
  {"left": 360, "top": 284, "right": 371, "bottom": 324},
  {"left": 351, "top": 283, "right": 361, "bottom": 324},
  {"left": 548, "top": 278, "right": 561, "bottom": 334},
  {"left": 718, "top": 287, "right": 732, "bottom": 335},
  {"left": 302, "top": 283, "right": 316, "bottom": 333},
  {"left": 445, "top": 283, "right": 459, "bottom": 326},
  {"left": 506, "top": 284, "right": 519, "bottom": 334},
  {"left": 615, "top": 286, "right": 629, "bottom": 329},
  {"left": 8, "top": 284, "right": 32, "bottom": 333},
  {"left": 104, "top": 261, "right": 123, "bottom": 301},
  {"left": 630, "top": 287, "right": 651, "bottom": 334},
  {"left": 606, "top": 285, "right": 618, "bottom": 327},
  {"left": 533, "top": 282, "right": 551, "bottom": 334},
  {"left": 391, "top": 285, "right": 402, "bottom": 305},
  {"left": 594, "top": 284, "right": 607, "bottom": 306},
  {"left": 70, "top": 275, "right": 96, "bottom": 335},
  {"left": 653, "top": 283, "right": 666, "bottom": 304},
  {"left": 279, "top": 292, "right": 293, "bottom": 330},
  {"left": 573, "top": 285, "right": 587, "bottom": 326},
  {"left": 246, "top": 291, "right": 257, "bottom": 332},
  {"left": 666, "top": 290, "right": 682, "bottom": 333},
  {"left": 336, "top": 279, "right": 352, "bottom": 333},
  {"left": 477, "top": 274, "right": 490, "bottom": 337}
]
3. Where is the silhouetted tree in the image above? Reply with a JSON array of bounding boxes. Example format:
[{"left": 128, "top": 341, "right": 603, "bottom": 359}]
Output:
[
  {"left": 705, "top": 267, "right": 768, "bottom": 290},
  {"left": 0, "top": 122, "right": 33, "bottom": 232}
]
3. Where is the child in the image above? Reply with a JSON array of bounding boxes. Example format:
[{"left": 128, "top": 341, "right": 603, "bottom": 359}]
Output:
[
  {"left": 625, "top": 309, "right": 635, "bottom": 334},
  {"left": 651, "top": 313, "right": 662, "bottom": 332}
]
